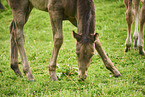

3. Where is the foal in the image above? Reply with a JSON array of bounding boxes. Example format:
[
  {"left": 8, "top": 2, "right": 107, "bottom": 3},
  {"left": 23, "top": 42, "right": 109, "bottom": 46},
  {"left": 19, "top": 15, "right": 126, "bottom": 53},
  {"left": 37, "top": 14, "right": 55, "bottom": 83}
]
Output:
[
  {"left": 8, "top": 0, "right": 121, "bottom": 81},
  {"left": 124, "top": 0, "right": 145, "bottom": 55}
]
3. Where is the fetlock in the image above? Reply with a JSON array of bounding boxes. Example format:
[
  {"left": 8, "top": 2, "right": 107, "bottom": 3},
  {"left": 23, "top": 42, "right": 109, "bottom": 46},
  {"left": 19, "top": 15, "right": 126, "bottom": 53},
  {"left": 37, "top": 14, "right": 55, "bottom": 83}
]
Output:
[
  {"left": 11, "top": 63, "right": 22, "bottom": 77},
  {"left": 49, "top": 65, "right": 58, "bottom": 81},
  {"left": 125, "top": 40, "right": 132, "bottom": 52},
  {"left": 133, "top": 35, "right": 138, "bottom": 50}
]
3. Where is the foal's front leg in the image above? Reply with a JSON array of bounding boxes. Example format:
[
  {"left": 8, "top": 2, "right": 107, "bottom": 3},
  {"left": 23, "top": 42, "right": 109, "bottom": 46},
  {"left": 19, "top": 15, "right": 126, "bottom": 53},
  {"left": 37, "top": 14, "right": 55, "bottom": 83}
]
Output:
[
  {"left": 133, "top": 0, "right": 140, "bottom": 50},
  {"left": 9, "top": 1, "right": 34, "bottom": 81},
  {"left": 10, "top": 21, "right": 34, "bottom": 81},
  {"left": 48, "top": 11, "right": 63, "bottom": 81},
  {"left": 95, "top": 39, "right": 121, "bottom": 77},
  {"left": 138, "top": 2, "right": 145, "bottom": 55},
  {"left": 124, "top": 0, "right": 134, "bottom": 52},
  {"left": 10, "top": 20, "right": 22, "bottom": 77}
]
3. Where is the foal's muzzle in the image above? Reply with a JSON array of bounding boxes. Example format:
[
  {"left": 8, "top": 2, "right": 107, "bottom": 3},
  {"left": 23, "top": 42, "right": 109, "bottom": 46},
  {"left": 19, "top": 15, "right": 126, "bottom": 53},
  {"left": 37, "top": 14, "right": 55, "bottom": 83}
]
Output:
[{"left": 79, "top": 75, "right": 87, "bottom": 81}]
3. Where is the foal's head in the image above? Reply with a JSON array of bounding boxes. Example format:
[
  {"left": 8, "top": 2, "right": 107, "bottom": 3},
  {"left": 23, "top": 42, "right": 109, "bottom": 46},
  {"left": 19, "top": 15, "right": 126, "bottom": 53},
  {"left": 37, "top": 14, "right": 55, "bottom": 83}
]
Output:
[{"left": 73, "top": 31, "right": 98, "bottom": 81}]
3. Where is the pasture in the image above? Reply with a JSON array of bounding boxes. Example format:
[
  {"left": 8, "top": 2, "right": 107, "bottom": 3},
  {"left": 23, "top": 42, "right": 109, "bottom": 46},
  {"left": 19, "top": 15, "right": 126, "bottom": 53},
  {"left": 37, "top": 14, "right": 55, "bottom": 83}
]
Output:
[{"left": 0, "top": 0, "right": 145, "bottom": 96}]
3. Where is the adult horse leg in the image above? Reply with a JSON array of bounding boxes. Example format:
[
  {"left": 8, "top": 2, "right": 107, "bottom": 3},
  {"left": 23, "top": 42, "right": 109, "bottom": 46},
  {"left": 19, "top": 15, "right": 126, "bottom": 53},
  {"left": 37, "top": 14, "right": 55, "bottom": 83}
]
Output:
[
  {"left": 124, "top": 0, "right": 134, "bottom": 52},
  {"left": 133, "top": 0, "right": 140, "bottom": 50},
  {"left": 138, "top": 1, "right": 145, "bottom": 55},
  {"left": 95, "top": 39, "right": 121, "bottom": 77},
  {"left": 9, "top": 0, "right": 34, "bottom": 81},
  {"left": 48, "top": 10, "right": 63, "bottom": 81}
]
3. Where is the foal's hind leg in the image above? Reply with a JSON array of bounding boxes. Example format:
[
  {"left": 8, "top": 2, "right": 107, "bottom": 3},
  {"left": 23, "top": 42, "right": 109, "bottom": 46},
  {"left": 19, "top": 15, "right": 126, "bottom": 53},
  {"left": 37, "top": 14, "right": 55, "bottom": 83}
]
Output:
[
  {"left": 10, "top": 20, "right": 22, "bottom": 77},
  {"left": 138, "top": 1, "right": 145, "bottom": 55},
  {"left": 48, "top": 9, "right": 63, "bottom": 81},
  {"left": 133, "top": 0, "right": 140, "bottom": 50},
  {"left": 124, "top": 0, "right": 134, "bottom": 52},
  {"left": 9, "top": 1, "right": 34, "bottom": 81}
]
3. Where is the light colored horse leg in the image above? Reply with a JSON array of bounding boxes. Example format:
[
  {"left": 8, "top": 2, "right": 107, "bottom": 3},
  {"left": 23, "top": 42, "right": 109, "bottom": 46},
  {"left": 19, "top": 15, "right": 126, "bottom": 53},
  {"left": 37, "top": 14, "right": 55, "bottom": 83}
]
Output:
[
  {"left": 138, "top": 1, "right": 145, "bottom": 55},
  {"left": 133, "top": 0, "right": 140, "bottom": 50},
  {"left": 48, "top": 11, "right": 63, "bottom": 81},
  {"left": 10, "top": 2, "right": 34, "bottom": 81},
  {"left": 95, "top": 39, "right": 121, "bottom": 77},
  {"left": 124, "top": 0, "right": 134, "bottom": 52}
]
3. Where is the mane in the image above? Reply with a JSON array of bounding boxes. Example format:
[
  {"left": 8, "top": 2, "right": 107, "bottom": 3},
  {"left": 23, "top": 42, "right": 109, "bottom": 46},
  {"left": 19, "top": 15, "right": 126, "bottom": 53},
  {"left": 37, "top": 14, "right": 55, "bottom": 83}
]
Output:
[{"left": 77, "top": 0, "right": 96, "bottom": 44}]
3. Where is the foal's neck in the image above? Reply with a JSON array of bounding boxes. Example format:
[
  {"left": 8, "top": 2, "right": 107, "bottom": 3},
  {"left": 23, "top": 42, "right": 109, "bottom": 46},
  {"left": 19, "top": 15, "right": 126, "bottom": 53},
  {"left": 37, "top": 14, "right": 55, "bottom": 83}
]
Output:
[{"left": 77, "top": 0, "right": 95, "bottom": 36}]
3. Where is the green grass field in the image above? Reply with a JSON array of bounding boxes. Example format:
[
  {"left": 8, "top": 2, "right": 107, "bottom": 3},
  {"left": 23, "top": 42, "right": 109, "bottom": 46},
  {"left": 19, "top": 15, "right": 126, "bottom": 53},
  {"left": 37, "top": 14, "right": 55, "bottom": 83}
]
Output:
[{"left": 0, "top": 0, "right": 145, "bottom": 96}]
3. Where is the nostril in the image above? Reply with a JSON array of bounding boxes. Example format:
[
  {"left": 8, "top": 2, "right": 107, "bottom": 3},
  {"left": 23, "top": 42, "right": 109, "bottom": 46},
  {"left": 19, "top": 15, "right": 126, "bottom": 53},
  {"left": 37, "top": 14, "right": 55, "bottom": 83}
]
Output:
[
  {"left": 78, "top": 75, "right": 87, "bottom": 81},
  {"left": 79, "top": 75, "right": 87, "bottom": 79},
  {"left": 78, "top": 78, "right": 85, "bottom": 81}
]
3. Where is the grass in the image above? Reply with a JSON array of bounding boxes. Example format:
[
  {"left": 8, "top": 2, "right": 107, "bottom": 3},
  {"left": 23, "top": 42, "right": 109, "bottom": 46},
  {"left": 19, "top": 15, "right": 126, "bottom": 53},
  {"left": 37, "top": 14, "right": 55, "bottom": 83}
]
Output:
[{"left": 0, "top": 0, "right": 145, "bottom": 96}]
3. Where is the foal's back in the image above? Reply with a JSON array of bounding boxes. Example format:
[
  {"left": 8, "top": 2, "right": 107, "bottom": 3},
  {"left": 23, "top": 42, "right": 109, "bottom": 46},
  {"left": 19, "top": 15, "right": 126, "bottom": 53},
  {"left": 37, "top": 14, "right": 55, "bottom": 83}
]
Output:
[{"left": 29, "top": 0, "right": 77, "bottom": 18}]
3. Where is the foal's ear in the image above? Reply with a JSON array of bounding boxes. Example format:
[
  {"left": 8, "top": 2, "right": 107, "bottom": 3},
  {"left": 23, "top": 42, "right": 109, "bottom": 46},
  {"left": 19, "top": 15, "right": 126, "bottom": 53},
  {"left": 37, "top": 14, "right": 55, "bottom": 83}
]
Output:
[
  {"left": 94, "top": 33, "right": 99, "bottom": 41},
  {"left": 72, "top": 31, "right": 82, "bottom": 42}
]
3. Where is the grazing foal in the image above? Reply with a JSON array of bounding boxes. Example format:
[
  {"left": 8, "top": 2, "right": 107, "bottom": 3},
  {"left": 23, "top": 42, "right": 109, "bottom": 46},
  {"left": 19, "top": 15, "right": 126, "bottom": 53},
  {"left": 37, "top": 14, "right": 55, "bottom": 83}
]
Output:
[
  {"left": 8, "top": 0, "right": 121, "bottom": 81},
  {"left": 124, "top": 0, "right": 145, "bottom": 55}
]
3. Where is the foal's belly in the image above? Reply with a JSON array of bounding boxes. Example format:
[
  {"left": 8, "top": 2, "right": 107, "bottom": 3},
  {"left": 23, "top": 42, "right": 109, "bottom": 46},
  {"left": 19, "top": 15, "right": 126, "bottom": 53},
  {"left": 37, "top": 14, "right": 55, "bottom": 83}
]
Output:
[{"left": 29, "top": 0, "right": 48, "bottom": 11}]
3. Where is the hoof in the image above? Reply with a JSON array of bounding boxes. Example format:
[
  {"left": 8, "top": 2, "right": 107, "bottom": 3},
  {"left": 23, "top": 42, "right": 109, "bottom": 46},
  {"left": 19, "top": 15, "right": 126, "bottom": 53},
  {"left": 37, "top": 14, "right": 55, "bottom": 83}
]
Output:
[
  {"left": 113, "top": 73, "right": 121, "bottom": 78},
  {"left": 15, "top": 70, "right": 23, "bottom": 77},
  {"left": 139, "top": 51, "right": 145, "bottom": 56},
  {"left": 133, "top": 46, "right": 138, "bottom": 50},
  {"left": 30, "top": 79, "right": 35, "bottom": 82},
  {"left": 11, "top": 64, "right": 23, "bottom": 77},
  {"left": 133, "top": 39, "right": 138, "bottom": 50},
  {"left": 125, "top": 47, "right": 130, "bottom": 52},
  {"left": 112, "top": 69, "right": 121, "bottom": 78},
  {"left": 50, "top": 75, "right": 58, "bottom": 81},
  {"left": 125, "top": 42, "right": 131, "bottom": 52},
  {"left": 26, "top": 72, "right": 34, "bottom": 81},
  {"left": 13, "top": 69, "right": 23, "bottom": 77},
  {"left": 139, "top": 46, "right": 145, "bottom": 56},
  {"left": 49, "top": 70, "right": 58, "bottom": 81},
  {"left": 19, "top": 75, "right": 23, "bottom": 78}
]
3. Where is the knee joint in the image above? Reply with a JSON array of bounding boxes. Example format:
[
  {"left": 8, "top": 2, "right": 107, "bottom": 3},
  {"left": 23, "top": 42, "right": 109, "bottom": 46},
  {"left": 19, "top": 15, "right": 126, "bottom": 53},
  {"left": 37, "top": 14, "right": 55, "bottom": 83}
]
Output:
[
  {"left": 54, "top": 37, "right": 63, "bottom": 47},
  {"left": 125, "top": 10, "right": 134, "bottom": 24}
]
